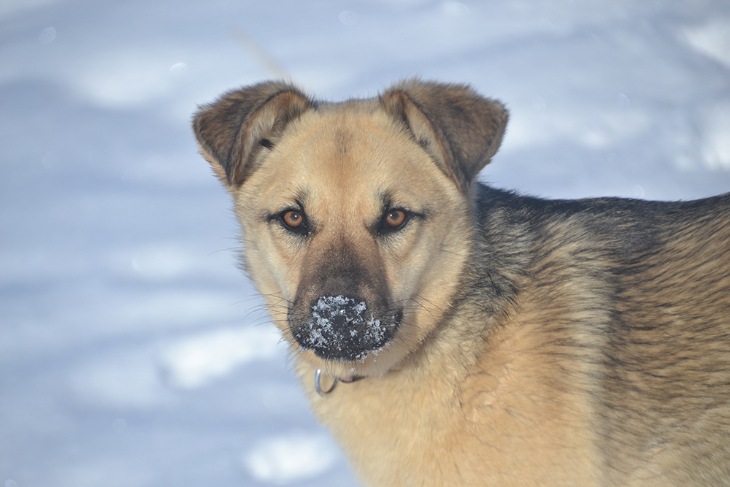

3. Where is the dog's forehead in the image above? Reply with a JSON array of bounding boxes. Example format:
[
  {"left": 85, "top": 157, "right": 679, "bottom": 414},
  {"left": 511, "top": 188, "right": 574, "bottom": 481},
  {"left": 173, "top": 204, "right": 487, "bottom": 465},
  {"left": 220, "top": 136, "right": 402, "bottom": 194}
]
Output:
[
  {"left": 271, "top": 108, "right": 434, "bottom": 186},
  {"left": 290, "top": 104, "right": 403, "bottom": 153},
  {"left": 240, "top": 104, "right": 458, "bottom": 220}
]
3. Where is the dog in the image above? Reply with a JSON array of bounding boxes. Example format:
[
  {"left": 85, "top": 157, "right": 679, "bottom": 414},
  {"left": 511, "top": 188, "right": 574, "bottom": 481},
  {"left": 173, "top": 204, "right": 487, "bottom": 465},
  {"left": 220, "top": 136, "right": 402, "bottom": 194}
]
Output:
[{"left": 193, "top": 80, "right": 730, "bottom": 486}]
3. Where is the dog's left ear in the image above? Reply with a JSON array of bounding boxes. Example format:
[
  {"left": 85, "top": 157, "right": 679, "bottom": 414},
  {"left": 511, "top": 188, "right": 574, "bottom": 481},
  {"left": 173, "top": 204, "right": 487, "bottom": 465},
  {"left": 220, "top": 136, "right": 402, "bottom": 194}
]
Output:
[
  {"left": 380, "top": 80, "right": 508, "bottom": 192},
  {"left": 192, "top": 81, "right": 312, "bottom": 188}
]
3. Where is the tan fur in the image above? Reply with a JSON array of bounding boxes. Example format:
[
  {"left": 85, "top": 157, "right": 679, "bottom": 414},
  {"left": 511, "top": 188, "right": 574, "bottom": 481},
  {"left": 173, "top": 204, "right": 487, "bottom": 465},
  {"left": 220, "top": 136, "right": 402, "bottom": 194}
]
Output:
[{"left": 193, "top": 80, "right": 730, "bottom": 486}]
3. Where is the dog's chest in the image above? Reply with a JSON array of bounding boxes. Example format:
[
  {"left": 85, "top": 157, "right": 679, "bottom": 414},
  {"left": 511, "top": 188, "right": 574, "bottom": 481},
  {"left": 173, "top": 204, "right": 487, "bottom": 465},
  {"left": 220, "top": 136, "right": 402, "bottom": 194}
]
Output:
[{"left": 307, "top": 361, "right": 601, "bottom": 486}]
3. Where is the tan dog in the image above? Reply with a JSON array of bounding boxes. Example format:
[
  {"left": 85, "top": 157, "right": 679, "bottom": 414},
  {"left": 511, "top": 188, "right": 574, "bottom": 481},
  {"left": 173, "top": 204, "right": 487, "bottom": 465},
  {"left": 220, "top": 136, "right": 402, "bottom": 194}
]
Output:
[{"left": 193, "top": 80, "right": 730, "bottom": 486}]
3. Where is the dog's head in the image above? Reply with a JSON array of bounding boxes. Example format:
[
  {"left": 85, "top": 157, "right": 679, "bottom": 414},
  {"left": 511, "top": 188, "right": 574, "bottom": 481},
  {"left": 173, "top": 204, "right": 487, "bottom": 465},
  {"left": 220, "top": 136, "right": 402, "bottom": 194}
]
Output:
[{"left": 193, "top": 80, "right": 508, "bottom": 378}]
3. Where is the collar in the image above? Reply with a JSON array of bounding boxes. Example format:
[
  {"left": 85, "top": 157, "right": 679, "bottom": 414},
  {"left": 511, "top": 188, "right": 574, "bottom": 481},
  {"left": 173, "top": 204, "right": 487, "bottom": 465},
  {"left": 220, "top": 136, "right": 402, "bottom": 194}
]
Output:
[{"left": 314, "top": 368, "right": 364, "bottom": 396}]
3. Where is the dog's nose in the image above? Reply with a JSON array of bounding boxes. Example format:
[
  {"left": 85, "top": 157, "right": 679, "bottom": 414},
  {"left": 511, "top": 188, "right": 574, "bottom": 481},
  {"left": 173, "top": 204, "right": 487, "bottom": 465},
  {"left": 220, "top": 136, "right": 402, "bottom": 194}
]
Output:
[
  {"left": 311, "top": 295, "right": 369, "bottom": 328},
  {"left": 291, "top": 294, "right": 395, "bottom": 361}
]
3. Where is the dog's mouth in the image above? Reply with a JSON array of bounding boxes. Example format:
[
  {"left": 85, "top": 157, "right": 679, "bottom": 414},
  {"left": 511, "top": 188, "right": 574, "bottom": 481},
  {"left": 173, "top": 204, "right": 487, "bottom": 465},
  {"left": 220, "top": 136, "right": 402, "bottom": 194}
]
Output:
[{"left": 290, "top": 295, "right": 401, "bottom": 361}]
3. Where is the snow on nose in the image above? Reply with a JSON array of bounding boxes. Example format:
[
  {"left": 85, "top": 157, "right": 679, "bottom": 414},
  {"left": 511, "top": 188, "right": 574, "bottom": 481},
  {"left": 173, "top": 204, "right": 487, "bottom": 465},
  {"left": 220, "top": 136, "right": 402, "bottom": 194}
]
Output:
[{"left": 295, "top": 295, "right": 389, "bottom": 361}]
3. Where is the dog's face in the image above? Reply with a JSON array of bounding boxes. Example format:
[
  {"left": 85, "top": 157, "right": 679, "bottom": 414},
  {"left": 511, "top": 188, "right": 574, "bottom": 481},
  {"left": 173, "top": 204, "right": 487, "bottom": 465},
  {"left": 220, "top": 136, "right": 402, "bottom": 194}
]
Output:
[
  {"left": 193, "top": 80, "right": 508, "bottom": 378},
  {"left": 234, "top": 109, "right": 472, "bottom": 376}
]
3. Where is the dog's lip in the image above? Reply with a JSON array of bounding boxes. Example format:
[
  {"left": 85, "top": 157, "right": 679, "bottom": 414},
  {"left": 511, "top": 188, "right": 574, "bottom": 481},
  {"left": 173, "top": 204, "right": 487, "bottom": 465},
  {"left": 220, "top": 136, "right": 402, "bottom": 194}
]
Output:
[{"left": 339, "top": 375, "right": 363, "bottom": 383}]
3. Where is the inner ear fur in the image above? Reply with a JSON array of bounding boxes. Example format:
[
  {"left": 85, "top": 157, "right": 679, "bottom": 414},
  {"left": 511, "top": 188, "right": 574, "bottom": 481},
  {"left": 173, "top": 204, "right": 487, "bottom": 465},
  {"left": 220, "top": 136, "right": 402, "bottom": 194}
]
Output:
[
  {"left": 380, "top": 80, "right": 508, "bottom": 192},
  {"left": 192, "top": 81, "right": 312, "bottom": 187}
]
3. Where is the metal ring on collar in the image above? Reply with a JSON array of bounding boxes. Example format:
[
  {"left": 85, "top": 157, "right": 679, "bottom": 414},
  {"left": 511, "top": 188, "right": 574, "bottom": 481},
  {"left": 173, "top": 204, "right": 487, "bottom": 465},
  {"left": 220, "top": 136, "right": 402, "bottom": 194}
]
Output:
[{"left": 314, "top": 369, "right": 337, "bottom": 396}]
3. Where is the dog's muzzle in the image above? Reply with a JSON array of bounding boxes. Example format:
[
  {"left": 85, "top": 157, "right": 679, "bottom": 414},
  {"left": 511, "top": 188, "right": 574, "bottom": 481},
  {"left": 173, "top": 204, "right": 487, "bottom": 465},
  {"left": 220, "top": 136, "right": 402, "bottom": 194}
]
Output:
[{"left": 291, "top": 295, "right": 399, "bottom": 361}]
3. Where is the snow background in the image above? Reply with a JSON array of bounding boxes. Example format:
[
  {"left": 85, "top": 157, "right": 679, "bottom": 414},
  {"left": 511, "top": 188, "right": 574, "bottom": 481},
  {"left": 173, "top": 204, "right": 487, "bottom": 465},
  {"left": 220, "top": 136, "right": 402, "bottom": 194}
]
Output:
[{"left": 1, "top": 0, "right": 729, "bottom": 485}]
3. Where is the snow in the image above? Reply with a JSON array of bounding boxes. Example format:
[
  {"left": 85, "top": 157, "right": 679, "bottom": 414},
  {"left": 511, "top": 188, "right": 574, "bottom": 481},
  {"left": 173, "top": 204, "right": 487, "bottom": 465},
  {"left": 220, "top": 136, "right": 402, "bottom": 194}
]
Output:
[
  {"left": 160, "top": 326, "right": 282, "bottom": 390},
  {"left": 242, "top": 434, "right": 339, "bottom": 485},
  {"left": 1, "top": 0, "right": 729, "bottom": 486}
]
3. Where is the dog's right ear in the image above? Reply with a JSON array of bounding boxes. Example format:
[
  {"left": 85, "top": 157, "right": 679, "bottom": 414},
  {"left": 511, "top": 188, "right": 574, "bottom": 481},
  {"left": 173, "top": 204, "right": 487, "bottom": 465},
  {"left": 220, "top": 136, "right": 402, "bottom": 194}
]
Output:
[
  {"left": 380, "top": 80, "right": 508, "bottom": 193},
  {"left": 192, "top": 81, "right": 312, "bottom": 187}
]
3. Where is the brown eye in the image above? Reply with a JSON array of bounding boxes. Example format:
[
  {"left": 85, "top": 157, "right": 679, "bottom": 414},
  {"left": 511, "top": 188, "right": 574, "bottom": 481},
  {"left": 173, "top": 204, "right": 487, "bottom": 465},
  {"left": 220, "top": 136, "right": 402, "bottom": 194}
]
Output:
[
  {"left": 385, "top": 210, "right": 407, "bottom": 228},
  {"left": 274, "top": 204, "right": 310, "bottom": 236},
  {"left": 378, "top": 208, "right": 411, "bottom": 235},
  {"left": 281, "top": 210, "right": 304, "bottom": 229}
]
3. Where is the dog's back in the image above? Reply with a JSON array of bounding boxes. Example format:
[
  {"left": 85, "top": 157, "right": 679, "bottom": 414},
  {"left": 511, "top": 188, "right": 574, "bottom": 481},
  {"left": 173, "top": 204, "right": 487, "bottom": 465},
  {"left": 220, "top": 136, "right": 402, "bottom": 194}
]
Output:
[{"left": 470, "top": 187, "right": 730, "bottom": 484}]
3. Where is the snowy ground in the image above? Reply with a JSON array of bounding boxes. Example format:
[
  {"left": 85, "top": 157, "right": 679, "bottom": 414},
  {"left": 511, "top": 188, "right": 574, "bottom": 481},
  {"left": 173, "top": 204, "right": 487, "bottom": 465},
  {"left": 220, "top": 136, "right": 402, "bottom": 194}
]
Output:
[{"left": 1, "top": 0, "right": 729, "bottom": 486}]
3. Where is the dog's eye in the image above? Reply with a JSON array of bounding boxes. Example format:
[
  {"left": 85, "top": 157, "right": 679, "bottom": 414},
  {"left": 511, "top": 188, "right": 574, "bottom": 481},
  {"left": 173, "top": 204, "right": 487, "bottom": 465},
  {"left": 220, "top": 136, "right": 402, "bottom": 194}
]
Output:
[
  {"left": 385, "top": 210, "right": 407, "bottom": 227},
  {"left": 379, "top": 209, "right": 410, "bottom": 234},
  {"left": 280, "top": 209, "right": 308, "bottom": 234}
]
